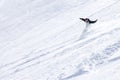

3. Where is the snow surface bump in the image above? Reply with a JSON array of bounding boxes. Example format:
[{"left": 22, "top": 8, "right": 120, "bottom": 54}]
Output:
[{"left": 0, "top": 0, "right": 120, "bottom": 80}]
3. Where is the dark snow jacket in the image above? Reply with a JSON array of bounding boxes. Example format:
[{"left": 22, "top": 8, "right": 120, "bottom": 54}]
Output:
[{"left": 80, "top": 18, "right": 97, "bottom": 24}]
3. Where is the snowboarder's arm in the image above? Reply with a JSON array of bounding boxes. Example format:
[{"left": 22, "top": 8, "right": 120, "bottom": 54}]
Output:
[
  {"left": 80, "top": 18, "right": 86, "bottom": 22},
  {"left": 89, "top": 19, "right": 97, "bottom": 23}
]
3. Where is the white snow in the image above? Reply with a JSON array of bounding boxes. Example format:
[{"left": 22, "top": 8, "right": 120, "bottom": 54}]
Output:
[{"left": 0, "top": 0, "right": 120, "bottom": 80}]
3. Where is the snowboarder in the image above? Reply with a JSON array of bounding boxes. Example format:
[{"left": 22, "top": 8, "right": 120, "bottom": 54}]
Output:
[
  {"left": 79, "top": 18, "right": 97, "bottom": 39},
  {"left": 80, "top": 18, "right": 97, "bottom": 24}
]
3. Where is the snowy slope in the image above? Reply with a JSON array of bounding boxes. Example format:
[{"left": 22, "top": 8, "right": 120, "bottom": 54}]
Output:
[{"left": 0, "top": 0, "right": 120, "bottom": 80}]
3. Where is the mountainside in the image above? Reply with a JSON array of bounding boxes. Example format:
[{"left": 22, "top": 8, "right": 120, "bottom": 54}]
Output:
[{"left": 0, "top": 0, "right": 120, "bottom": 80}]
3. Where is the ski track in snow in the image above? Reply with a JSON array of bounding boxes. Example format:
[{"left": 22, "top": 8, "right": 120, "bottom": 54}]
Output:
[
  {"left": 0, "top": 24, "right": 119, "bottom": 70},
  {"left": 0, "top": 27, "right": 120, "bottom": 79}
]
